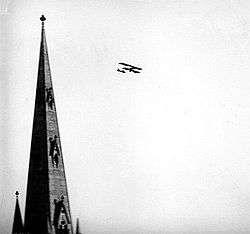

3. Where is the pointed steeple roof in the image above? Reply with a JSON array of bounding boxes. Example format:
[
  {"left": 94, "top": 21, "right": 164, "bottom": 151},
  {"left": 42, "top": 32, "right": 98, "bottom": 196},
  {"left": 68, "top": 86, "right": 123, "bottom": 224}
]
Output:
[
  {"left": 75, "top": 218, "right": 81, "bottom": 234},
  {"left": 12, "top": 191, "right": 24, "bottom": 234},
  {"left": 24, "top": 15, "right": 73, "bottom": 234}
]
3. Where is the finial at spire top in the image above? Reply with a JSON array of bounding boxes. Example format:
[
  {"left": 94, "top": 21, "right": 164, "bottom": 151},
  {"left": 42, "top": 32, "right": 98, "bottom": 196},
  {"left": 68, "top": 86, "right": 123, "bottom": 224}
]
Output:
[
  {"left": 15, "top": 191, "right": 19, "bottom": 198},
  {"left": 40, "top": 15, "right": 46, "bottom": 22}
]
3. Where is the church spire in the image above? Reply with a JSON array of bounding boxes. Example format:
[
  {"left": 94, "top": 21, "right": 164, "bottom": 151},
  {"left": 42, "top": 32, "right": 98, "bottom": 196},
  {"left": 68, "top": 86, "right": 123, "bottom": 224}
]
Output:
[
  {"left": 12, "top": 191, "right": 24, "bottom": 234},
  {"left": 75, "top": 218, "right": 82, "bottom": 234},
  {"left": 24, "top": 15, "right": 73, "bottom": 234}
]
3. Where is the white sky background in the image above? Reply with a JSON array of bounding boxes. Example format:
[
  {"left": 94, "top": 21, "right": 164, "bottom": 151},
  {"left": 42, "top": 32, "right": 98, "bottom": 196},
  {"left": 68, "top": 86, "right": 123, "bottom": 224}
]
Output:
[{"left": 2, "top": 0, "right": 250, "bottom": 233}]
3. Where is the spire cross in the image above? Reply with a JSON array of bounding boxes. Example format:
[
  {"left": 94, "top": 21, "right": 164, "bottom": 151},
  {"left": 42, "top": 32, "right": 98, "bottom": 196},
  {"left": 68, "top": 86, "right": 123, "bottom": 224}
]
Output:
[{"left": 15, "top": 191, "right": 19, "bottom": 199}]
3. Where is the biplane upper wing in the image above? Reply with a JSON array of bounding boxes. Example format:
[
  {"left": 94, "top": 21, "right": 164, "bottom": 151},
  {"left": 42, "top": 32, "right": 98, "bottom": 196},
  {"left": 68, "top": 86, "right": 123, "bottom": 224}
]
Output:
[{"left": 119, "top": 63, "right": 142, "bottom": 70}]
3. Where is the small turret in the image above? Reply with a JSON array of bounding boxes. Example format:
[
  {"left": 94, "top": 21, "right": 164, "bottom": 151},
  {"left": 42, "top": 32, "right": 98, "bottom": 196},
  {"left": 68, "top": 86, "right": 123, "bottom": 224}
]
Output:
[
  {"left": 75, "top": 218, "right": 82, "bottom": 234},
  {"left": 12, "top": 191, "right": 24, "bottom": 234}
]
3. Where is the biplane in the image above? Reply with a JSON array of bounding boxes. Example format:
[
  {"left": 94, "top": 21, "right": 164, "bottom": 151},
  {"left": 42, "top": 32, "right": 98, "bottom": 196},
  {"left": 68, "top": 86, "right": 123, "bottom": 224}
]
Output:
[{"left": 118, "top": 63, "right": 142, "bottom": 73}]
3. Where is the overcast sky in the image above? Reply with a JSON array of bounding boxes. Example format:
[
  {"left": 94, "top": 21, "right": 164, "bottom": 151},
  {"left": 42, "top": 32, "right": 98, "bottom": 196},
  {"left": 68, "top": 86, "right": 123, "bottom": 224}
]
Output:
[{"left": 2, "top": 0, "right": 250, "bottom": 233}]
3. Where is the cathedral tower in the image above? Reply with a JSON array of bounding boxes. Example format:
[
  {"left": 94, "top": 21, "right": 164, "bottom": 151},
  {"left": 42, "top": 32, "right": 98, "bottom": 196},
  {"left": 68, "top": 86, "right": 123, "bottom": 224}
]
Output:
[{"left": 24, "top": 15, "right": 73, "bottom": 234}]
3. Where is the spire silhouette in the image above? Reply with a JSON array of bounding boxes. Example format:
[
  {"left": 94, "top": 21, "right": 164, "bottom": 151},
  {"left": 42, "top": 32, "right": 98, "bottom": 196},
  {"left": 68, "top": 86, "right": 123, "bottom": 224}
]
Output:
[
  {"left": 24, "top": 15, "right": 73, "bottom": 234},
  {"left": 12, "top": 191, "right": 24, "bottom": 234},
  {"left": 75, "top": 218, "right": 82, "bottom": 234}
]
